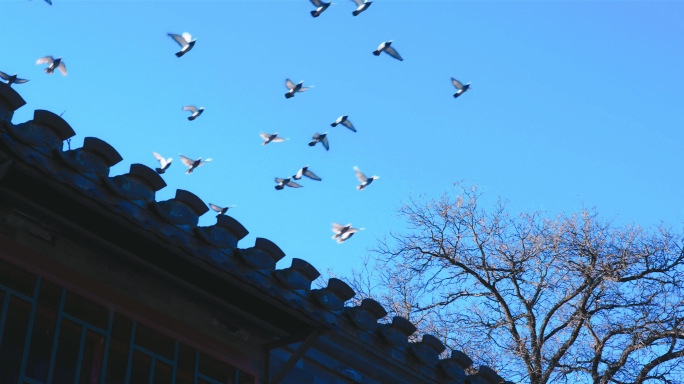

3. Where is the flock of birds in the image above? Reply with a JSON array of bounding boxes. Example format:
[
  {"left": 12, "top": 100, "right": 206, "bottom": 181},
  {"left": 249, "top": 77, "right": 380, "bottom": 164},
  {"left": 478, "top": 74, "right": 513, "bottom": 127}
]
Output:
[{"left": 3, "top": 0, "right": 471, "bottom": 243}]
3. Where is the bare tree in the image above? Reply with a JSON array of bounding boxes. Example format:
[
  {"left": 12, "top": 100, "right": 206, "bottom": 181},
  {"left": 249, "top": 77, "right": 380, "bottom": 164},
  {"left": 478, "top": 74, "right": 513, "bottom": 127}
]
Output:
[{"left": 346, "top": 184, "right": 684, "bottom": 384}]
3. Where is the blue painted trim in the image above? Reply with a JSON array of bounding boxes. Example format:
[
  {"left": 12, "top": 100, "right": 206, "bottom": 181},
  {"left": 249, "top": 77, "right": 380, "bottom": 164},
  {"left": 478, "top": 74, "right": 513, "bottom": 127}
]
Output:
[
  {"left": 132, "top": 344, "right": 176, "bottom": 365},
  {"left": 125, "top": 321, "right": 137, "bottom": 384},
  {"left": 46, "top": 288, "right": 66, "bottom": 384},
  {"left": 99, "top": 310, "right": 114, "bottom": 384},
  {"left": 194, "top": 350, "right": 199, "bottom": 384},
  {"left": 0, "top": 289, "right": 11, "bottom": 347},
  {"left": 172, "top": 341, "right": 179, "bottom": 384},
  {"left": 73, "top": 324, "right": 88, "bottom": 383},
  {"left": 17, "top": 277, "right": 41, "bottom": 383},
  {"left": 62, "top": 312, "right": 109, "bottom": 334},
  {"left": 149, "top": 358, "right": 156, "bottom": 384}
]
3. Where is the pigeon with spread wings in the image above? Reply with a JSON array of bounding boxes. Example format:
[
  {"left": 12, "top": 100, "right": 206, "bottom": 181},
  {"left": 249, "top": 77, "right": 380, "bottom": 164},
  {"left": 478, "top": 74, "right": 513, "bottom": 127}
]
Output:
[
  {"left": 285, "top": 79, "right": 312, "bottom": 99},
  {"left": 0, "top": 71, "right": 28, "bottom": 86},
  {"left": 168, "top": 33, "right": 196, "bottom": 57},
  {"left": 350, "top": 0, "right": 372, "bottom": 16},
  {"left": 331, "top": 115, "right": 356, "bottom": 132},
  {"left": 373, "top": 41, "right": 403, "bottom": 61},
  {"left": 36, "top": 56, "right": 67, "bottom": 76},
  {"left": 152, "top": 152, "right": 172, "bottom": 174},
  {"left": 294, "top": 166, "right": 322, "bottom": 181},
  {"left": 209, "top": 203, "right": 235, "bottom": 215},
  {"left": 331, "top": 223, "right": 364, "bottom": 243},
  {"left": 309, "top": 132, "right": 329, "bottom": 151},
  {"left": 451, "top": 78, "right": 471, "bottom": 98},
  {"left": 260, "top": 132, "right": 288, "bottom": 145},
  {"left": 310, "top": 0, "right": 333, "bottom": 17},
  {"left": 354, "top": 166, "right": 378, "bottom": 190},
  {"left": 182, "top": 106, "right": 204, "bottom": 121},
  {"left": 180, "top": 154, "right": 211, "bottom": 174},
  {"left": 275, "top": 177, "right": 303, "bottom": 190}
]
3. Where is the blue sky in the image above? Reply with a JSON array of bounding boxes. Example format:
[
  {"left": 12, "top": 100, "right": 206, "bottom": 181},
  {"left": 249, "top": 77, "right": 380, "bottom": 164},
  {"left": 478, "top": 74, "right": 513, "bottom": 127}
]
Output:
[{"left": 2, "top": 0, "right": 683, "bottom": 279}]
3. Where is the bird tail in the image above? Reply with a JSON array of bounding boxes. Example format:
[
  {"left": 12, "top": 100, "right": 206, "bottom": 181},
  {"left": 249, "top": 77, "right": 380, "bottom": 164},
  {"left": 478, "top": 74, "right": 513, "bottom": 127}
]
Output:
[
  {"left": 372, "top": 51, "right": 381, "bottom": 56},
  {"left": 352, "top": 10, "right": 360, "bottom": 16},
  {"left": 453, "top": 93, "right": 461, "bottom": 98},
  {"left": 357, "top": 185, "right": 364, "bottom": 190},
  {"left": 175, "top": 51, "right": 184, "bottom": 58},
  {"left": 331, "top": 123, "right": 337, "bottom": 127},
  {"left": 44, "top": 68, "right": 52, "bottom": 74},
  {"left": 188, "top": 116, "right": 195, "bottom": 121},
  {"left": 308, "top": 142, "right": 316, "bottom": 147},
  {"left": 285, "top": 93, "right": 294, "bottom": 99},
  {"left": 275, "top": 185, "right": 284, "bottom": 190},
  {"left": 155, "top": 168, "right": 165, "bottom": 174},
  {"left": 311, "top": 10, "right": 319, "bottom": 17}
]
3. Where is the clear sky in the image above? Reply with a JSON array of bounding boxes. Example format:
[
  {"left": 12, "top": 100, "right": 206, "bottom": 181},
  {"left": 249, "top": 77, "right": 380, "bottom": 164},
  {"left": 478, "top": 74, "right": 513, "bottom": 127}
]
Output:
[{"left": 2, "top": 0, "right": 683, "bottom": 280}]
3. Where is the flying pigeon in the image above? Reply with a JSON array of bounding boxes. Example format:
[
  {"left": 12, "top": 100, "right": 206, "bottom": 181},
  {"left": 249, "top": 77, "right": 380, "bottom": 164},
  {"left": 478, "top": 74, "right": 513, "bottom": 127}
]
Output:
[
  {"left": 260, "top": 132, "right": 288, "bottom": 145},
  {"left": 294, "top": 166, "right": 322, "bottom": 181},
  {"left": 168, "top": 32, "right": 196, "bottom": 57},
  {"left": 182, "top": 106, "right": 204, "bottom": 121},
  {"left": 285, "top": 79, "right": 311, "bottom": 99},
  {"left": 309, "top": 132, "right": 329, "bottom": 151},
  {"left": 36, "top": 56, "right": 67, "bottom": 76},
  {"left": 451, "top": 78, "right": 471, "bottom": 98},
  {"left": 331, "top": 223, "right": 364, "bottom": 243},
  {"left": 354, "top": 166, "right": 378, "bottom": 190},
  {"left": 331, "top": 115, "right": 356, "bottom": 132},
  {"left": 209, "top": 203, "right": 235, "bottom": 215},
  {"left": 180, "top": 154, "right": 211, "bottom": 174},
  {"left": 0, "top": 71, "right": 28, "bottom": 86},
  {"left": 310, "top": 0, "right": 332, "bottom": 17},
  {"left": 373, "top": 41, "right": 403, "bottom": 61},
  {"left": 350, "top": 0, "right": 372, "bottom": 16},
  {"left": 152, "top": 152, "right": 172, "bottom": 174},
  {"left": 275, "top": 177, "right": 303, "bottom": 190}
]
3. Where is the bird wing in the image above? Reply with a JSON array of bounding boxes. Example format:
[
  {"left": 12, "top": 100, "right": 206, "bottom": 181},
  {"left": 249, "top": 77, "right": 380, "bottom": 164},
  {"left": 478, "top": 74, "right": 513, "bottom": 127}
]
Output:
[
  {"left": 153, "top": 152, "right": 166, "bottom": 165},
  {"left": 304, "top": 169, "right": 321, "bottom": 181},
  {"left": 350, "top": 0, "right": 364, "bottom": 6},
  {"left": 179, "top": 155, "right": 195, "bottom": 166},
  {"left": 275, "top": 178, "right": 286, "bottom": 183},
  {"left": 0, "top": 71, "right": 8, "bottom": 80},
  {"left": 183, "top": 106, "right": 198, "bottom": 113},
  {"left": 312, "top": 132, "right": 321, "bottom": 140},
  {"left": 271, "top": 137, "right": 286, "bottom": 143},
  {"left": 298, "top": 86, "right": 310, "bottom": 92},
  {"left": 259, "top": 132, "right": 271, "bottom": 140},
  {"left": 311, "top": 0, "right": 323, "bottom": 6},
  {"left": 199, "top": 159, "right": 212, "bottom": 166},
  {"left": 14, "top": 78, "right": 29, "bottom": 84},
  {"left": 181, "top": 32, "right": 192, "bottom": 43},
  {"left": 341, "top": 120, "right": 356, "bottom": 132},
  {"left": 36, "top": 56, "right": 54, "bottom": 65},
  {"left": 286, "top": 180, "right": 304, "bottom": 188},
  {"left": 168, "top": 33, "right": 189, "bottom": 47},
  {"left": 354, "top": 166, "right": 368, "bottom": 182},
  {"left": 321, "top": 136, "right": 329, "bottom": 150},
  {"left": 384, "top": 46, "right": 403, "bottom": 61},
  {"left": 285, "top": 79, "right": 296, "bottom": 89},
  {"left": 332, "top": 223, "right": 344, "bottom": 233},
  {"left": 57, "top": 62, "right": 67, "bottom": 76},
  {"left": 451, "top": 78, "right": 464, "bottom": 89},
  {"left": 209, "top": 203, "right": 223, "bottom": 213}
]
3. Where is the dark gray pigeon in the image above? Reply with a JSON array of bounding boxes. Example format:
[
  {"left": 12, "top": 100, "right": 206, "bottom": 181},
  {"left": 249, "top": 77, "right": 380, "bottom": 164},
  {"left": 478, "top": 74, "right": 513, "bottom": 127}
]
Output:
[
  {"left": 36, "top": 56, "right": 67, "bottom": 75},
  {"left": 354, "top": 166, "right": 378, "bottom": 190},
  {"left": 285, "top": 79, "right": 311, "bottom": 98},
  {"left": 331, "top": 223, "right": 364, "bottom": 243},
  {"left": 351, "top": 0, "right": 372, "bottom": 16},
  {"left": 209, "top": 203, "right": 235, "bottom": 215},
  {"left": 331, "top": 115, "right": 356, "bottom": 132},
  {"left": 180, "top": 154, "right": 211, "bottom": 174},
  {"left": 373, "top": 41, "right": 403, "bottom": 61},
  {"left": 294, "top": 166, "right": 322, "bottom": 181},
  {"left": 451, "top": 78, "right": 471, "bottom": 98},
  {"left": 153, "top": 152, "right": 172, "bottom": 174},
  {"left": 275, "top": 177, "right": 303, "bottom": 190},
  {"left": 310, "top": 0, "right": 332, "bottom": 17},
  {"left": 309, "top": 132, "right": 329, "bottom": 151},
  {"left": 0, "top": 71, "right": 28, "bottom": 86},
  {"left": 168, "top": 32, "right": 196, "bottom": 57},
  {"left": 183, "top": 105, "right": 204, "bottom": 121}
]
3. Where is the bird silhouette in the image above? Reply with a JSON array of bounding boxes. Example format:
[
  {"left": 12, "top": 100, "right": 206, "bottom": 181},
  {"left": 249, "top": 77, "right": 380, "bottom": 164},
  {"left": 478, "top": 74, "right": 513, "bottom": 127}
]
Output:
[
  {"left": 310, "top": 0, "right": 333, "bottom": 17},
  {"left": 294, "top": 166, "right": 322, "bottom": 181},
  {"left": 182, "top": 106, "right": 204, "bottom": 121},
  {"left": 331, "top": 115, "right": 356, "bottom": 132},
  {"left": 0, "top": 71, "right": 28, "bottom": 86},
  {"left": 152, "top": 152, "right": 172, "bottom": 174},
  {"left": 331, "top": 223, "right": 364, "bottom": 243},
  {"left": 168, "top": 32, "right": 196, "bottom": 57},
  {"left": 350, "top": 0, "right": 372, "bottom": 16},
  {"left": 180, "top": 154, "right": 211, "bottom": 174},
  {"left": 354, "top": 166, "right": 379, "bottom": 190},
  {"left": 309, "top": 132, "right": 329, "bottom": 151},
  {"left": 260, "top": 132, "right": 288, "bottom": 145},
  {"left": 285, "top": 79, "right": 311, "bottom": 98},
  {"left": 373, "top": 41, "right": 403, "bottom": 61},
  {"left": 451, "top": 78, "right": 471, "bottom": 98},
  {"left": 209, "top": 203, "right": 235, "bottom": 215},
  {"left": 36, "top": 56, "right": 67, "bottom": 76},
  {"left": 275, "top": 177, "right": 303, "bottom": 190}
]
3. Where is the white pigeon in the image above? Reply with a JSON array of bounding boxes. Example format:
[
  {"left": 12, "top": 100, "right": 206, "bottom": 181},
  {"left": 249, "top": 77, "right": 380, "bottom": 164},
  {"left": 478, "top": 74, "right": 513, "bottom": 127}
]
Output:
[
  {"left": 275, "top": 177, "right": 303, "bottom": 190},
  {"left": 354, "top": 166, "right": 379, "bottom": 190},
  {"left": 310, "top": 0, "right": 333, "bottom": 17},
  {"left": 373, "top": 41, "right": 403, "bottom": 61},
  {"left": 180, "top": 154, "right": 211, "bottom": 174},
  {"left": 451, "top": 78, "right": 471, "bottom": 98},
  {"left": 152, "top": 152, "right": 172, "bottom": 174},
  {"left": 331, "top": 115, "right": 356, "bottom": 132},
  {"left": 182, "top": 106, "right": 204, "bottom": 121},
  {"left": 285, "top": 79, "right": 311, "bottom": 99},
  {"left": 168, "top": 32, "right": 196, "bottom": 57},
  {"left": 294, "top": 166, "right": 322, "bottom": 181},
  {"left": 209, "top": 203, "right": 235, "bottom": 215},
  {"left": 350, "top": 0, "right": 372, "bottom": 16},
  {"left": 36, "top": 56, "right": 67, "bottom": 76},
  {"left": 0, "top": 71, "right": 28, "bottom": 86},
  {"left": 260, "top": 132, "right": 288, "bottom": 145},
  {"left": 309, "top": 132, "right": 329, "bottom": 151},
  {"left": 331, "top": 223, "right": 364, "bottom": 243}
]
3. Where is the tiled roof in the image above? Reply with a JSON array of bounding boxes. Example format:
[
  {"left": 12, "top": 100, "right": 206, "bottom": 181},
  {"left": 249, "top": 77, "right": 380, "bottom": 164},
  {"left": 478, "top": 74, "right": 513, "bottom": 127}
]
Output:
[{"left": 0, "top": 82, "right": 510, "bottom": 384}]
